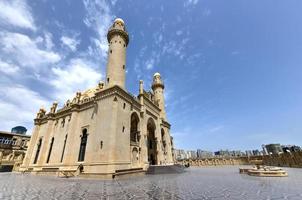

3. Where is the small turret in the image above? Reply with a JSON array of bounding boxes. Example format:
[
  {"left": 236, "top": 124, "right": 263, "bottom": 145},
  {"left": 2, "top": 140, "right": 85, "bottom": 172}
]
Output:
[
  {"left": 50, "top": 102, "right": 58, "bottom": 114},
  {"left": 152, "top": 72, "right": 166, "bottom": 120}
]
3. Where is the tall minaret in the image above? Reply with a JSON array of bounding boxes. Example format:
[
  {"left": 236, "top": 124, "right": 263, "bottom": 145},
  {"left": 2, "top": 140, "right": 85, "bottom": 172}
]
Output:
[
  {"left": 152, "top": 72, "right": 167, "bottom": 120},
  {"left": 106, "top": 18, "right": 129, "bottom": 89}
]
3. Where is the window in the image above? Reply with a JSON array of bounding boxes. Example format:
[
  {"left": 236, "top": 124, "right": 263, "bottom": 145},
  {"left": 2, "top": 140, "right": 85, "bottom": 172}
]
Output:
[
  {"left": 61, "top": 118, "right": 65, "bottom": 128},
  {"left": 21, "top": 139, "right": 25, "bottom": 147},
  {"left": 33, "top": 138, "right": 42, "bottom": 164},
  {"left": 123, "top": 65, "right": 125, "bottom": 69},
  {"left": 110, "top": 49, "right": 112, "bottom": 54},
  {"left": 107, "top": 78, "right": 110, "bottom": 83},
  {"left": 4, "top": 139, "right": 11, "bottom": 144},
  {"left": 78, "top": 129, "right": 88, "bottom": 162},
  {"left": 46, "top": 137, "right": 54, "bottom": 163},
  {"left": 61, "top": 135, "right": 68, "bottom": 162},
  {"left": 122, "top": 126, "right": 125, "bottom": 133},
  {"left": 123, "top": 103, "right": 126, "bottom": 109},
  {"left": 149, "top": 140, "right": 153, "bottom": 149}
]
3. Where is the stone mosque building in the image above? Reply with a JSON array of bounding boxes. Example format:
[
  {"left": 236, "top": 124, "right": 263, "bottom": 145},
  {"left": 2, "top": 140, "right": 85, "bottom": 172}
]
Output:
[{"left": 20, "top": 18, "right": 174, "bottom": 178}]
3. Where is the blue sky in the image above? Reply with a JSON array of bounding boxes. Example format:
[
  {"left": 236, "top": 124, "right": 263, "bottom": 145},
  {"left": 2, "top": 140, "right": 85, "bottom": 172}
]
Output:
[{"left": 1, "top": 0, "right": 302, "bottom": 151}]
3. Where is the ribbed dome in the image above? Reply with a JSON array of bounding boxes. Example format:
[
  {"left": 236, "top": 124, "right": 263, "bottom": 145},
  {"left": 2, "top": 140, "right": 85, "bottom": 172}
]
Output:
[
  {"left": 154, "top": 72, "right": 161, "bottom": 77},
  {"left": 114, "top": 18, "right": 124, "bottom": 25}
]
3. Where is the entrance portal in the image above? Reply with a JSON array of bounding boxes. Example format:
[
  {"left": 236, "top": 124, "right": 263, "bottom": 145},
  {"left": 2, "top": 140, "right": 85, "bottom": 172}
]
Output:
[{"left": 147, "top": 118, "right": 157, "bottom": 165}]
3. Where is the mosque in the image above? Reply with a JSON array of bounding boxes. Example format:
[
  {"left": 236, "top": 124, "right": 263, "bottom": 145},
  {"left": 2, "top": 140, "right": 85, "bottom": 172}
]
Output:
[{"left": 20, "top": 18, "right": 175, "bottom": 178}]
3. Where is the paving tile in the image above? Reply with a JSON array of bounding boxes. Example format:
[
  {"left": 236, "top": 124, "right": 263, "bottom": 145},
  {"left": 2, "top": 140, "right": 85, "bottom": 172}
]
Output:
[{"left": 0, "top": 167, "right": 301, "bottom": 200}]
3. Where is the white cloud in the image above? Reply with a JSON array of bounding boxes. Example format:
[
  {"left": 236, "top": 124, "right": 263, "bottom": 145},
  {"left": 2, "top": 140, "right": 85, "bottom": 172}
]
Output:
[
  {"left": 83, "top": 0, "right": 114, "bottom": 61},
  {"left": 44, "top": 32, "right": 54, "bottom": 50},
  {"left": 111, "top": 0, "right": 118, "bottom": 6},
  {"left": 145, "top": 58, "right": 155, "bottom": 70},
  {"left": 0, "top": 0, "right": 36, "bottom": 31},
  {"left": 50, "top": 58, "right": 102, "bottom": 103},
  {"left": 184, "top": 0, "right": 199, "bottom": 6},
  {"left": 176, "top": 30, "right": 183, "bottom": 36},
  {"left": 0, "top": 59, "right": 19, "bottom": 75},
  {"left": 209, "top": 125, "right": 224, "bottom": 133},
  {"left": 203, "top": 8, "right": 212, "bottom": 17},
  {"left": 0, "top": 83, "right": 50, "bottom": 133},
  {"left": 60, "top": 35, "right": 80, "bottom": 52},
  {"left": 0, "top": 32, "right": 61, "bottom": 68}
]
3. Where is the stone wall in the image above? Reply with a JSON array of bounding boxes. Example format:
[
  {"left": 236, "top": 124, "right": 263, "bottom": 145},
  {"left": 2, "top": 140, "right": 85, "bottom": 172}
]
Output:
[
  {"left": 176, "top": 157, "right": 249, "bottom": 166},
  {"left": 262, "top": 152, "right": 302, "bottom": 168},
  {"left": 177, "top": 152, "right": 302, "bottom": 168}
]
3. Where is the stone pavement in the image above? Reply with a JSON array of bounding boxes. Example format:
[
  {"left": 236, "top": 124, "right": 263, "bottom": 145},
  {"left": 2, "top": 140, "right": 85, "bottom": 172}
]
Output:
[{"left": 0, "top": 167, "right": 302, "bottom": 200}]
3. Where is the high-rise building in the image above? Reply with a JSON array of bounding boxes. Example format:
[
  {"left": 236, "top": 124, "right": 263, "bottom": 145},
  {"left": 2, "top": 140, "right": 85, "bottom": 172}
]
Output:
[{"left": 265, "top": 144, "right": 283, "bottom": 155}]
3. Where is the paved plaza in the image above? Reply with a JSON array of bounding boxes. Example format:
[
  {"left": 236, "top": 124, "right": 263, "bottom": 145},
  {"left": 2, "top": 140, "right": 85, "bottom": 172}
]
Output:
[{"left": 0, "top": 166, "right": 302, "bottom": 200}]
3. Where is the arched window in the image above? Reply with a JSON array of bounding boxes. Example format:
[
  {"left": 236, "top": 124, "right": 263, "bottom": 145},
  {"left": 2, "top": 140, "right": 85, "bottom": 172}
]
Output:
[
  {"left": 61, "top": 134, "right": 68, "bottom": 162},
  {"left": 78, "top": 129, "right": 88, "bottom": 162},
  {"left": 130, "top": 113, "right": 140, "bottom": 144},
  {"left": 33, "top": 138, "right": 42, "bottom": 164},
  {"left": 147, "top": 118, "right": 157, "bottom": 165},
  {"left": 46, "top": 137, "right": 54, "bottom": 163},
  {"left": 161, "top": 129, "right": 166, "bottom": 150}
]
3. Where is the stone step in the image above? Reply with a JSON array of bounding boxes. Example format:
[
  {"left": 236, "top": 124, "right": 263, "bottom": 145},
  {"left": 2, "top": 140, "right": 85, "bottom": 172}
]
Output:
[
  {"left": 146, "top": 164, "right": 185, "bottom": 174},
  {"left": 113, "top": 168, "right": 146, "bottom": 179}
]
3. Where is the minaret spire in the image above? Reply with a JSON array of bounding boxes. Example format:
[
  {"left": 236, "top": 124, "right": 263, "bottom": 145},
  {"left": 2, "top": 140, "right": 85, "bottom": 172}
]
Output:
[
  {"left": 152, "top": 72, "right": 167, "bottom": 120},
  {"left": 105, "top": 18, "right": 129, "bottom": 89}
]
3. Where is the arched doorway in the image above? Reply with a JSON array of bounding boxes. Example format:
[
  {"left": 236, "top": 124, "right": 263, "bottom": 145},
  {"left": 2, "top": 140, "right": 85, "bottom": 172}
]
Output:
[
  {"left": 147, "top": 118, "right": 157, "bottom": 165},
  {"left": 161, "top": 129, "right": 167, "bottom": 164},
  {"left": 78, "top": 129, "right": 88, "bottom": 162},
  {"left": 130, "top": 112, "right": 140, "bottom": 145},
  {"left": 130, "top": 112, "right": 140, "bottom": 167}
]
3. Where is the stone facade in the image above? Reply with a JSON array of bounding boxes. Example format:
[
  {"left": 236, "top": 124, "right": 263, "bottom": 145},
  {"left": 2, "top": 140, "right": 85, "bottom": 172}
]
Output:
[
  {"left": 20, "top": 18, "right": 174, "bottom": 178},
  {"left": 0, "top": 130, "right": 30, "bottom": 171}
]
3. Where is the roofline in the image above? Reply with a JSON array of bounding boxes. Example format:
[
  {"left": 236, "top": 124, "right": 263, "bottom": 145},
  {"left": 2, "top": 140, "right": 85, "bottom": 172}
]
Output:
[{"left": 0, "top": 131, "right": 31, "bottom": 138}]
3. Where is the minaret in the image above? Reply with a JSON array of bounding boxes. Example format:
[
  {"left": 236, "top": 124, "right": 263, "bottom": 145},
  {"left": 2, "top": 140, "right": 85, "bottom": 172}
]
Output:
[
  {"left": 106, "top": 18, "right": 129, "bottom": 89},
  {"left": 152, "top": 72, "right": 167, "bottom": 120}
]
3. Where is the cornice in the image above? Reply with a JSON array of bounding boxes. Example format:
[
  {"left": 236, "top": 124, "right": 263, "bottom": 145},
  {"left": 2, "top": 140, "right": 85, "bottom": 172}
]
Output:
[
  {"left": 107, "top": 29, "right": 129, "bottom": 46},
  {"left": 34, "top": 85, "right": 142, "bottom": 125},
  {"left": 161, "top": 119, "right": 171, "bottom": 129}
]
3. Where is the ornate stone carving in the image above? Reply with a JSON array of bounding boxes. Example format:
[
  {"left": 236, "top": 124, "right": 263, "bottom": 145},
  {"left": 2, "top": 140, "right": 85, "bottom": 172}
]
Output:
[
  {"left": 50, "top": 102, "right": 58, "bottom": 114},
  {"left": 36, "top": 108, "right": 46, "bottom": 119}
]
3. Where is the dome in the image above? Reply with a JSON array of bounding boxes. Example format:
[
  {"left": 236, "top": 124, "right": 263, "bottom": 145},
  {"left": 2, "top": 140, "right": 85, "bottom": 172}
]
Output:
[
  {"left": 11, "top": 126, "right": 27, "bottom": 134},
  {"left": 114, "top": 18, "right": 125, "bottom": 25},
  {"left": 153, "top": 72, "right": 161, "bottom": 77}
]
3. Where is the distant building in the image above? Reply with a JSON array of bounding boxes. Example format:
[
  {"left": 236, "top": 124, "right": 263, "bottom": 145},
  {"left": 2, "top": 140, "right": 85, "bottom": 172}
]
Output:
[
  {"left": 11, "top": 126, "right": 27, "bottom": 135},
  {"left": 0, "top": 128, "right": 31, "bottom": 172},
  {"left": 187, "top": 150, "right": 197, "bottom": 159},
  {"left": 262, "top": 144, "right": 268, "bottom": 155},
  {"left": 245, "top": 150, "right": 253, "bottom": 156},
  {"left": 214, "top": 150, "right": 244, "bottom": 157},
  {"left": 197, "top": 149, "right": 213, "bottom": 158},
  {"left": 252, "top": 150, "right": 261, "bottom": 156},
  {"left": 230, "top": 150, "right": 244, "bottom": 157},
  {"left": 281, "top": 145, "right": 302, "bottom": 153},
  {"left": 265, "top": 144, "right": 283, "bottom": 155},
  {"left": 290, "top": 145, "right": 301, "bottom": 152},
  {"left": 174, "top": 149, "right": 186, "bottom": 160}
]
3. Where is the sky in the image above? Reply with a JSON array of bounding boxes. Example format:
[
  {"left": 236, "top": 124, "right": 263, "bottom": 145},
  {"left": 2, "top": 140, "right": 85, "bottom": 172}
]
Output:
[{"left": 1, "top": 0, "right": 302, "bottom": 152}]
